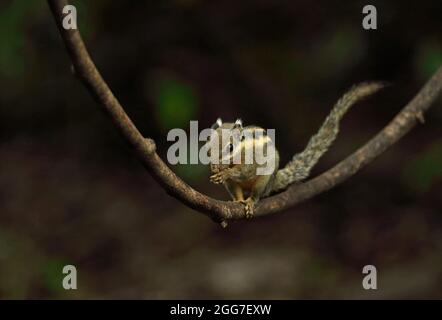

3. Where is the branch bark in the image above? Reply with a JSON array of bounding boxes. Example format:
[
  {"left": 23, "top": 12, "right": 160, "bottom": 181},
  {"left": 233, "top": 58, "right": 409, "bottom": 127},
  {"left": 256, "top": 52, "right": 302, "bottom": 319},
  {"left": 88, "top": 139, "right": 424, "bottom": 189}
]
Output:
[{"left": 48, "top": 0, "right": 442, "bottom": 223}]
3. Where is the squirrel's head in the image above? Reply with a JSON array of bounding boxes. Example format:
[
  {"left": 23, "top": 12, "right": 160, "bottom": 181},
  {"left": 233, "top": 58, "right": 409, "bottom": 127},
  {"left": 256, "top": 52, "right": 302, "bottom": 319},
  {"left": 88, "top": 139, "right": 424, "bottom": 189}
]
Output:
[{"left": 205, "top": 118, "right": 244, "bottom": 173}]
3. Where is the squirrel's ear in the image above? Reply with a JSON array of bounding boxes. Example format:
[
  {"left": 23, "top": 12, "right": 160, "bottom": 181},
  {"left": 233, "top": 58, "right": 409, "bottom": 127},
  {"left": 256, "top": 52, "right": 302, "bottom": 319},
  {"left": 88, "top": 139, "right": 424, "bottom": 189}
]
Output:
[
  {"left": 233, "top": 118, "right": 243, "bottom": 129},
  {"left": 211, "top": 118, "right": 223, "bottom": 130}
]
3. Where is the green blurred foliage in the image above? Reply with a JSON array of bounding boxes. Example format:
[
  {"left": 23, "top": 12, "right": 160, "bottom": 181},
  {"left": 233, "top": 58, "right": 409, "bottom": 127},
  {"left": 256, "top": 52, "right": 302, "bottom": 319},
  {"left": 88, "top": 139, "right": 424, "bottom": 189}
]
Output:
[
  {"left": 41, "top": 258, "right": 69, "bottom": 294},
  {"left": 0, "top": 229, "right": 41, "bottom": 299},
  {"left": 174, "top": 163, "right": 208, "bottom": 184},
  {"left": 415, "top": 39, "right": 442, "bottom": 80},
  {"left": 0, "top": 0, "right": 93, "bottom": 79},
  {"left": 70, "top": 0, "right": 94, "bottom": 40},
  {"left": 154, "top": 74, "right": 199, "bottom": 131},
  {"left": 153, "top": 73, "right": 204, "bottom": 182},
  {"left": 309, "top": 27, "right": 365, "bottom": 80},
  {"left": 0, "top": 0, "right": 42, "bottom": 78},
  {"left": 403, "top": 141, "right": 442, "bottom": 193}
]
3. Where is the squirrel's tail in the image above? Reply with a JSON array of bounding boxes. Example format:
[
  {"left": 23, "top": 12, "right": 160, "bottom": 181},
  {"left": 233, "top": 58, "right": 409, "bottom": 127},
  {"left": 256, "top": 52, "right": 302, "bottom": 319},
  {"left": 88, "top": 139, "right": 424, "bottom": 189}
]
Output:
[{"left": 271, "top": 81, "right": 386, "bottom": 193}]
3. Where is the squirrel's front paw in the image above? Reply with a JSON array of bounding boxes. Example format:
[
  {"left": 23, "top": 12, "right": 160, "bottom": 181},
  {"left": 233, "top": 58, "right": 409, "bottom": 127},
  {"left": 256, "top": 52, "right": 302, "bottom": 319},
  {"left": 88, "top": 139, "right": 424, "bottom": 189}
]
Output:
[
  {"left": 240, "top": 198, "right": 255, "bottom": 219},
  {"left": 210, "top": 171, "right": 228, "bottom": 184}
]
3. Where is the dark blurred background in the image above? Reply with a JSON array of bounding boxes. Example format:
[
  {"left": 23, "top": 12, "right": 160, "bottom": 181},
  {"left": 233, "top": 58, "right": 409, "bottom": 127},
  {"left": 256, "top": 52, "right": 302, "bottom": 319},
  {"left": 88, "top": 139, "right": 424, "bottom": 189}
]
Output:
[{"left": 0, "top": 0, "right": 441, "bottom": 299}]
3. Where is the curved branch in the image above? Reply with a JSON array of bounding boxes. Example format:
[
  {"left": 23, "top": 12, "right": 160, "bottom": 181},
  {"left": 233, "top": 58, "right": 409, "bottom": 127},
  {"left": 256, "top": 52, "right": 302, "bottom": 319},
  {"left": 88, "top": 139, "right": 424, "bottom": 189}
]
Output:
[{"left": 48, "top": 0, "right": 442, "bottom": 223}]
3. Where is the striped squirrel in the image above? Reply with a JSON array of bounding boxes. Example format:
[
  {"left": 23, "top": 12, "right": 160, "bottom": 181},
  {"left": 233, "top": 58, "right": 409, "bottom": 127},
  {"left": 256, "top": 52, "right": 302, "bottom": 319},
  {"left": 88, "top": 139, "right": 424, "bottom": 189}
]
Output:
[{"left": 206, "top": 82, "right": 386, "bottom": 218}]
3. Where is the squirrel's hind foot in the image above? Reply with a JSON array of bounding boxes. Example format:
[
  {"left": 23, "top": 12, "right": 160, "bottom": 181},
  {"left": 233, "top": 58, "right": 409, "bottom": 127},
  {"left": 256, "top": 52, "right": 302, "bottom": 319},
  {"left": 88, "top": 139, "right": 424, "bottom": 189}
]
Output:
[{"left": 239, "top": 198, "right": 256, "bottom": 219}]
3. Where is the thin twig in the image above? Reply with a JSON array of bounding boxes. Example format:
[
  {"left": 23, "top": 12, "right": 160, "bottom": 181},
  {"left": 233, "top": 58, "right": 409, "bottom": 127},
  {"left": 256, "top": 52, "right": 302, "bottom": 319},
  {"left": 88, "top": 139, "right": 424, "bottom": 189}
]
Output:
[{"left": 48, "top": 0, "right": 442, "bottom": 222}]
